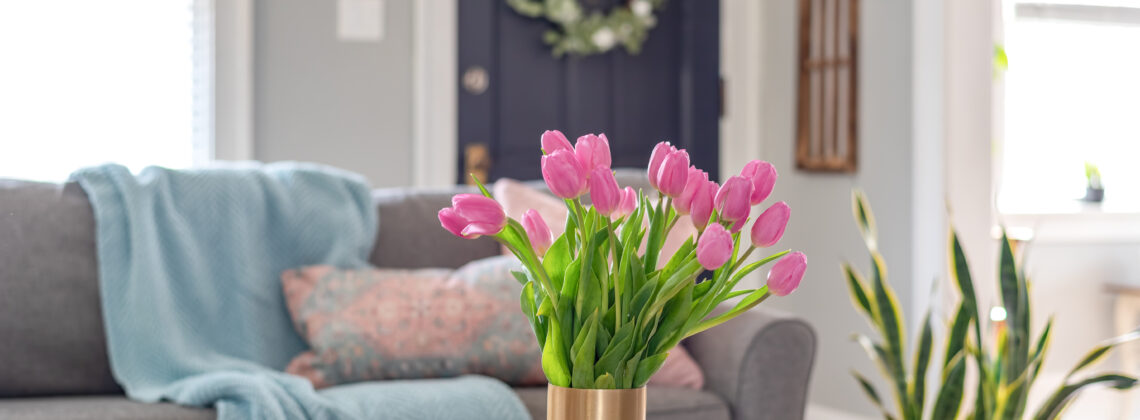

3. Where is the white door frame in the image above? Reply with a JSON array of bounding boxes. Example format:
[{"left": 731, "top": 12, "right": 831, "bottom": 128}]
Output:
[{"left": 413, "top": 0, "right": 459, "bottom": 188}]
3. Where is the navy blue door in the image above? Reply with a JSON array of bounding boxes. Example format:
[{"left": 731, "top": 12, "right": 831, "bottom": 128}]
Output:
[{"left": 458, "top": 0, "right": 720, "bottom": 184}]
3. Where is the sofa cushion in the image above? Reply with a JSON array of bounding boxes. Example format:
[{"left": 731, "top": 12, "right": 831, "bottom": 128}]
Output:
[
  {"left": 0, "top": 180, "right": 120, "bottom": 396},
  {"left": 369, "top": 187, "right": 500, "bottom": 269},
  {"left": 513, "top": 386, "right": 730, "bottom": 420},
  {"left": 0, "top": 396, "right": 213, "bottom": 420}
]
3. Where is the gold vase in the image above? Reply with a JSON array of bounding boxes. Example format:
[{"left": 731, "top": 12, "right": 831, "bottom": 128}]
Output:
[{"left": 546, "top": 383, "right": 646, "bottom": 420}]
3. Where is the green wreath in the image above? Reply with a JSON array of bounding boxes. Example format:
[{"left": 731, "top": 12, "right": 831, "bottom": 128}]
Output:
[{"left": 506, "top": 0, "right": 666, "bottom": 57}]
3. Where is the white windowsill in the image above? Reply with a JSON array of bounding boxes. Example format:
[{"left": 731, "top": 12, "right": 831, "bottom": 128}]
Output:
[{"left": 999, "top": 200, "right": 1140, "bottom": 244}]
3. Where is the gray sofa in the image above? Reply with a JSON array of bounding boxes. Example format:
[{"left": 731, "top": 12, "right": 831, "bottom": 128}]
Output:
[{"left": 0, "top": 179, "right": 816, "bottom": 420}]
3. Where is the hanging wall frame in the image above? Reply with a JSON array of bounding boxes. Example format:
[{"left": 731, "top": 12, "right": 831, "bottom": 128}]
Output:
[{"left": 796, "top": 0, "right": 858, "bottom": 172}]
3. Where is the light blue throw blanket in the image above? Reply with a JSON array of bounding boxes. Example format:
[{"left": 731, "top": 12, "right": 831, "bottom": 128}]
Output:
[{"left": 72, "top": 163, "right": 530, "bottom": 420}]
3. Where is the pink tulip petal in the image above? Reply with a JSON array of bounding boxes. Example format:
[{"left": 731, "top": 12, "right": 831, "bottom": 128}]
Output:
[
  {"left": 438, "top": 208, "right": 469, "bottom": 238},
  {"left": 715, "top": 176, "right": 753, "bottom": 224},
  {"left": 647, "top": 142, "right": 675, "bottom": 190},
  {"left": 542, "top": 130, "right": 573, "bottom": 154},
  {"left": 696, "top": 224, "right": 733, "bottom": 270},
  {"left": 751, "top": 202, "right": 790, "bottom": 248},
  {"left": 589, "top": 167, "right": 622, "bottom": 216},
  {"left": 523, "top": 209, "right": 553, "bottom": 257},
  {"left": 542, "top": 149, "right": 588, "bottom": 199},
  {"left": 768, "top": 252, "right": 807, "bottom": 296},
  {"left": 657, "top": 149, "right": 690, "bottom": 197},
  {"left": 461, "top": 222, "right": 503, "bottom": 238}
]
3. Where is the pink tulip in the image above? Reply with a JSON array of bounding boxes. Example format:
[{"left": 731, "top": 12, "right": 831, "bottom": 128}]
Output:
[
  {"left": 647, "top": 142, "right": 676, "bottom": 190},
  {"left": 767, "top": 252, "right": 807, "bottom": 296},
  {"left": 541, "top": 130, "right": 573, "bottom": 154},
  {"left": 674, "top": 167, "right": 708, "bottom": 215},
  {"left": 690, "top": 180, "right": 717, "bottom": 230},
  {"left": 589, "top": 167, "right": 621, "bottom": 216},
  {"left": 614, "top": 187, "right": 638, "bottom": 218},
  {"left": 438, "top": 194, "right": 507, "bottom": 239},
  {"left": 541, "top": 149, "right": 588, "bottom": 199},
  {"left": 715, "top": 176, "right": 754, "bottom": 231},
  {"left": 696, "top": 224, "right": 733, "bottom": 270},
  {"left": 522, "top": 209, "right": 553, "bottom": 257},
  {"left": 750, "top": 202, "right": 790, "bottom": 248},
  {"left": 655, "top": 149, "right": 690, "bottom": 197},
  {"left": 575, "top": 133, "right": 612, "bottom": 172},
  {"left": 740, "top": 160, "right": 778, "bottom": 205}
]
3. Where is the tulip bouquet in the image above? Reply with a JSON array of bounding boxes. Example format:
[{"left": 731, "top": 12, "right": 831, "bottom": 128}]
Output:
[{"left": 439, "top": 130, "right": 807, "bottom": 390}]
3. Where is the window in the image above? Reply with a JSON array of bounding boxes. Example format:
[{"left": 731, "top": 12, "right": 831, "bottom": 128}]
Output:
[
  {"left": 998, "top": 1, "right": 1140, "bottom": 214},
  {"left": 0, "top": 1, "right": 209, "bottom": 182}
]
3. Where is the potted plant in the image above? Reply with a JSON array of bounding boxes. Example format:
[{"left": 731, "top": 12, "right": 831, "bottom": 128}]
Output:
[
  {"left": 439, "top": 130, "right": 808, "bottom": 420},
  {"left": 1083, "top": 161, "right": 1104, "bottom": 202},
  {"left": 843, "top": 190, "right": 1138, "bottom": 419}
]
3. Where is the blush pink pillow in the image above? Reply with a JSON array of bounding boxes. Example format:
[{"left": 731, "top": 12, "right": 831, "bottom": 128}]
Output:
[{"left": 492, "top": 178, "right": 700, "bottom": 269}]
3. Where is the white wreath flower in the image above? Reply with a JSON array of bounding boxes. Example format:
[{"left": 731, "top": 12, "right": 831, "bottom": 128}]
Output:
[{"left": 506, "top": 0, "right": 666, "bottom": 57}]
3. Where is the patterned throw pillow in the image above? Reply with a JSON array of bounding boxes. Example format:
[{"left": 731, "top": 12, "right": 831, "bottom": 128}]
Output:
[
  {"left": 282, "top": 256, "right": 546, "bottom": 388},
  {"left": 283, "top": 255, "right": 705, "bottom": 390}
]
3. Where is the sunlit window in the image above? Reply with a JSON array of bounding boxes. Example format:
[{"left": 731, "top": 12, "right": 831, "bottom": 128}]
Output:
[
  {"left": 999, "top": 1, "right": 1140, "bottom": 214},
  {"left": 0, "top": 1, "right": 205, "bottom": 182}
]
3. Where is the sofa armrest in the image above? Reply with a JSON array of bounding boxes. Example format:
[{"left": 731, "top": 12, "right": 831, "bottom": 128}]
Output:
[{"left": 685, "top": 305, "right": 816, "bottom": 420}]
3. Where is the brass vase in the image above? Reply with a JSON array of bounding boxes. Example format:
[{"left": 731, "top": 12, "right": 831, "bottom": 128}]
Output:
[{"left": 546, "top": 383, "right": 646, "bottom": 420}]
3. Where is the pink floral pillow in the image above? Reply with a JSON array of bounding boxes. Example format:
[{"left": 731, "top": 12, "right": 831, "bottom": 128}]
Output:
[
  {"left": 283, "top": 256, "right": 704, "bottom": 390},
  {"left": 282, "top": 256, "right": 546, "bottom": 388}
]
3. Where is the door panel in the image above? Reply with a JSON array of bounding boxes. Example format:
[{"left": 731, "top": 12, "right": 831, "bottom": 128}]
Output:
[{"left": 458, "top": 0, "right": 720, "bottom": 184}]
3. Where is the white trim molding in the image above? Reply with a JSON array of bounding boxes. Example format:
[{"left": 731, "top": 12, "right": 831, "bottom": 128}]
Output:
[
  {"left": 911, "top": 0, "right": 947, "bottom": 333},
  {"left": 719, "top": 0, "right": 765, "bottom": 175},
  {"left": 413, "top": 0, "right": 458, "bottom": 188},
  {"left": 211, "top": 0, "right": 255, "bottom": 162}
]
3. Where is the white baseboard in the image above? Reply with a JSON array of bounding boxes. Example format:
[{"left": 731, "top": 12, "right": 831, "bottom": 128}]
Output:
[{"left": 805, "top": 404, "right": 874, "bottom": 420}]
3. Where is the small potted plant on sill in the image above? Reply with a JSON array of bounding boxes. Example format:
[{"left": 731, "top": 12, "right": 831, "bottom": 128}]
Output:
[
  {"left": 439, "top": 130, "right": 808, "bottom": 420},
  {"left": 1083, "top": 161, "right": 1104, "bottom": 203}
]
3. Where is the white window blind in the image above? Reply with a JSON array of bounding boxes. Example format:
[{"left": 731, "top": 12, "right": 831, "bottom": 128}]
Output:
[
  {"left": 1000, "top": 1, "right": 1140, "bottom": 214},
  {"left": 0, "top": 1, "right": 208, "bottom": 182}
]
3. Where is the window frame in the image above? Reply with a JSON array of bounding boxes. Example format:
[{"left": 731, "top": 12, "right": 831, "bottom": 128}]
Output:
[{"left": 996, "top": 1, "right": 1140, "bottom": 243}]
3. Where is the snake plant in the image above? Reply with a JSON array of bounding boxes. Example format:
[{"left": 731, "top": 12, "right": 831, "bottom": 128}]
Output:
[{"left": 845, "top": 190, "right": 1139, "bottom": 420}]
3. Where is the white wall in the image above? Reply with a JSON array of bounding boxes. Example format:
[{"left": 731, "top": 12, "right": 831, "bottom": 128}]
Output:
[
  {"left": 1022, "top": 241, "right": 1140, "bottom": 418},
  {"left": 252, "top": 0, "right": 415, "bottom": 187},
  {"left": 750, "top": 0, "right": 916, "bottom": 416}
]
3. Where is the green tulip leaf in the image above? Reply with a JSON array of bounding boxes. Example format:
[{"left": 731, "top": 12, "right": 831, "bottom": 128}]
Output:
[
  {"left": 543, "top": 236, "right": 570, "bottom": 290},
  {"left": 632, "top": 352, "right": 669, "bottom": 388},
  {"left": 542, "top": 319, "right": 571, "bottom": 387}
]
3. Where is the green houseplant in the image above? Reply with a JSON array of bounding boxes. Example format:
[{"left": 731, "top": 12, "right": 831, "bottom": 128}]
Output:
[{"left": 844, "top": 190, "right": 1139, "bottom": 420}]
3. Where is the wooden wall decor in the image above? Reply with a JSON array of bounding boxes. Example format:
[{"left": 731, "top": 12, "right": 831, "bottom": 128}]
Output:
[{"left": 796, "top": 0, "right": 858, "bottom": 172}]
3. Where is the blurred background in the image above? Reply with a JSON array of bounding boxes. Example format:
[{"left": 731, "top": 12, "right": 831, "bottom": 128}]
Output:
[{"left": 1, "top": 0, "right": 1138, "bottom": 418}]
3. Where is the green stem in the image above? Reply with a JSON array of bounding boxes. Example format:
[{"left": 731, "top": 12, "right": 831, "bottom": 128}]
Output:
[
  {"left": 499, "top": 221, "right": 560, "bottom": 312},
  {"left": 608, "top": 222, "right": 622, "bottom": 331},
  {"left": 728, "top": 246, "right": 756, "bottom": 275},
  {"left": 684, "top": 289, "right": 771, "bottom": 339}
]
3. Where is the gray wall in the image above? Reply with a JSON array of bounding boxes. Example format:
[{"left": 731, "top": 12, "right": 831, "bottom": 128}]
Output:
[
  {"left": 253, "top": 0, "right": 414, "bottom": 187},
  {"left": 756, "top": 0, "right": 915, "bottom": 416}
]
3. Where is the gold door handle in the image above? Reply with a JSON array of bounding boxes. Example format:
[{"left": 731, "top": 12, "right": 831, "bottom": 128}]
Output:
[{"left": 464, "top": 143, "right": 492, "bottom": 185}]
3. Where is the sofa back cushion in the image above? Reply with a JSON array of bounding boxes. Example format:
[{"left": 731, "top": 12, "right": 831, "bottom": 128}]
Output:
[
  {"left": 0, "top": 180, "right": 121, "bottom": 396},
  {"left": 369, "top": 187, "right": 500, "bottom": 269}
]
